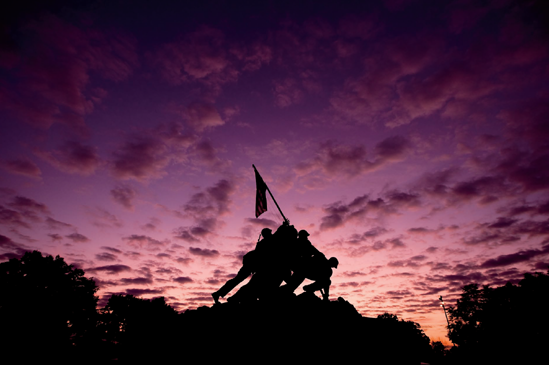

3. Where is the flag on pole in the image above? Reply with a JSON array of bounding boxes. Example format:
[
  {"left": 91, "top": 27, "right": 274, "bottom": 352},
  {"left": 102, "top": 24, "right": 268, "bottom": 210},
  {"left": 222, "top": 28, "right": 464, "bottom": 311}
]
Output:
[{"left": 254, "top": 168, "right": 267, "bottom": 217}]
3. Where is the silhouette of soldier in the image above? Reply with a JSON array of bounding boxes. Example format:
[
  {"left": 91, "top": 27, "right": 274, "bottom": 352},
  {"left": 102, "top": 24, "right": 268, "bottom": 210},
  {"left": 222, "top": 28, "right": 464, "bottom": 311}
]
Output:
[
  {"left": 301, "top": 256, "right": 339, "bottom": 301},
  {"left": 225, "top": 223, "right": 297, "bottom": 304},
  {"left": 255, "top": 228, "right": 273, "bottom": 251},
  {"left": 292, "top": 229, "right": 323, "bottom": 269},
  {"left": 212, "top": 226, "right": 289, "bottom": 304},
  {"left": 283, "top": 230, "right": 338, "bottom": 299},
  {"left": 212, "top": 250, "right": 261, "bottom": 304}
]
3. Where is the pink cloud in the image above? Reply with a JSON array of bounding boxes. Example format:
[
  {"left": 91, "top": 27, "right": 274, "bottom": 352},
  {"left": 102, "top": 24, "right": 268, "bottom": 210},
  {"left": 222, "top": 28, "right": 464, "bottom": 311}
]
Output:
[
  {"left": 35, "top": 141, "right": 100, "bottom": 175},
  {"left": 189, "top": 247, "right": 220, "bottom": 258},
  {"left": 296, "top": 136, "right": 411, "bottom": 179},
  {"left": 273, "top": 78, "right": 305, "bottom": 107},
  {"left": 153, "top": 26, "right": 251, "bottom": 96},
  {"left": 185, "top": 103, "right": 224, "bottom": 132},
  {"left": 66, "top": 232, "right": 90, "bottom": 243},
  {"left": 2, "top": 158, "right": 41, "bottom": 179},
  {"left": 123, "top": 234, "right": 166, "bottom": 251},
  {"left": 111, "top": 135, "right": 169, "bottom": 181},
  {"left": 111, "top": 184, "right": 136, "bottom": 210}
]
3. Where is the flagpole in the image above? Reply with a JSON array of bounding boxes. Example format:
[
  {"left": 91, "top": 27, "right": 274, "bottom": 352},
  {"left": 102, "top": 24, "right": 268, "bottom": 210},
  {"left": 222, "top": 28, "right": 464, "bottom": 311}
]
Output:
[{"left": 252, "top": 164, "right": 289, "bottom": 224}]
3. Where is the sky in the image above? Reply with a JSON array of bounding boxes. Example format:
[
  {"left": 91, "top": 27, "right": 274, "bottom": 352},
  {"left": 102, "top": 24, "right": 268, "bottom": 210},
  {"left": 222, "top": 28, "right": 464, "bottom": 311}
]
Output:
[{"left": 1, "top": 0, "right": 548, "bottom": 344}]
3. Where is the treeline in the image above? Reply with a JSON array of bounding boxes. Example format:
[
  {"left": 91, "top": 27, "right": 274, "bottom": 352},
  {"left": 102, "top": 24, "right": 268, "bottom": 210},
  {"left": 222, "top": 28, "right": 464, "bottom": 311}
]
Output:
[
  {"left": 1, "top": 251, "right": 547, "bottom": 363},
  {"left": 441, "top": 269, "right": 549, "bottom": 364}
]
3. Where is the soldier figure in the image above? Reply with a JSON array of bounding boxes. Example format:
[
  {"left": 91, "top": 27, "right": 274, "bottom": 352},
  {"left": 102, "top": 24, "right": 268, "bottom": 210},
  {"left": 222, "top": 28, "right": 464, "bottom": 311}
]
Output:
[
  {"left": 301, "top": 256, "right": 339, "bottom": 301},
  {"left": 212, "top": 250, "right": 261, "bottom": 304}
]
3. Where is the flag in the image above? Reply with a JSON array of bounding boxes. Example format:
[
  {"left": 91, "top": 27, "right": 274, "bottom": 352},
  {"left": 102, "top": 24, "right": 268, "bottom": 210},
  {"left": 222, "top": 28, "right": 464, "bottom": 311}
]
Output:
[{"left": 254, "top": 168, "right": 267, "bottom": 217}]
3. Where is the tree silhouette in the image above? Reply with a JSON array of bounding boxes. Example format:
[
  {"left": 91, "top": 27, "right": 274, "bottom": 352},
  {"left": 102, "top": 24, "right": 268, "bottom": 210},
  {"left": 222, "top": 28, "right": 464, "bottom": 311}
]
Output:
[
  {"left": 376, "top": 312, "right": 432, "bottom": 363},
  {"left": 98, "top": 294, "right": 179, "bottom": 361},
  {"left": 447, "top": 269, "right": 549, "bottom": 364},
  {"left": 0, "top": 250, "right": 99, "bottom": 360}
]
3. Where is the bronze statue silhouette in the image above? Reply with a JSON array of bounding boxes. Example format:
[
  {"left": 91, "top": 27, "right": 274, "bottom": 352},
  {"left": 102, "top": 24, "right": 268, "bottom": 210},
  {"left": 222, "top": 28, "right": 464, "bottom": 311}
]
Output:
[{"left": 212, "top": 223, "right": 339, "bottom": 304}]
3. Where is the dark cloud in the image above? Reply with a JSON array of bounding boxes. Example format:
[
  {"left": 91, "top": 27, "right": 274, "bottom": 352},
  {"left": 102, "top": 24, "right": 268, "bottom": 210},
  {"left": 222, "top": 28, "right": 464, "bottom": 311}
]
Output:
[
  {"left": 386, "top": 190, "right": 421, "bottom": 207},
  {"left": 101, "top": 246, "right": 122, "bottom": 254},
  {"left": 485, "top": 217, "right": 518, "bottom": 229},
  {"left": 388, "top": 260, "right": 421, "bottom": 268},
  {"left": 374, "top": 136, "right": 411, "bottom": 160},
  {"left": 48, "top": 233, "right": 63, "bottom": 241},
  {"left": 155, "top": 268, "right": 175, "bottom": 274},
  {"left": 45, "top": 217, "right": 73, "bottom": 230},
  {"left": 194, "top": 139, "right": 227, "bottom": 169},
  {"left": 124, "top": 251, "right": 142, "bottom": 260},
  {"left": 175, "top": 257, "right": 193, "bottom": 265},
  {"left": 36, "top": 141, "right": 101, "bottom": 175},
  {"left": 173, "top": 276, "right": 193, "bottom": 284},
  {"left": 8, "top": 196, "right": 50, "bottom": 216},
  {"left": 385, "top": 290, "right": 413, "bottom": 298},
  {"left": 534, "top": 262, "right": 549, "bottom": 271},
  {"left": 0, "top": 14, "right": 137, "bottom": 133},
  {"left": 511, "top": 220, "right": 549, "bottom": 237},
  {"left": 296, "top": 136, "right": 412, "bottom": 179},
  {"left": 415, "top": 168, "right": 458, "bottom": 198},
  {"left": 320, "top": 189, "right": 420, "bottom": 230},
  {"left": 124, "top": 234, "right": 166, "bottom": 251},
  {"left": 205, "top": 279, "right": 221, "bottom": 285},
  {"left": 480, "top": 244, "right": 549, "bottom": 268},
  {"left": 451, "top": 176, "right": 506, "bottom": 201},
  {"left": 342, "top": 271, "right": 367, "bottom": 277},
  {"left": 86, "top": 207, "right": 123, "bottom": 229},
  {"left": 427, "top": 272, "right": 487, "bottom": 285},
  {"left": 0, "top": 206, "right": 31, "bottom": 228},
  {"left": 110, "top": 184, "right": 136, "bottom": 210},
  {"left": 141, "top": 218, "right": 161, "bottom": 232},
  {"left": 86, "top": 264, "right": 132, "bottom": 275},
  {"left": 0, "top": 234, "right": 28, "bottom": 260},
  {"left": 189, "top": 247, "right": 220, "bottom": 258},
  {"left": 120, "top": 277, "right": 153, "bottom": 285},
  {"left": 2, "top": 158, "right": 41, "bottom": 178},
  {"left": 158, "top": 122, "right": 197, "bottom": 148},
  {"left": 173, "top": 228, "right": 200, "bottom": 242},
  {"left": 111, "top": 135, "right": 169, "bottom": 181},
  {"left": 347, "top": 226, "right": 389, "bottom": 244},
  {"left": 174, "top": 179, "right": 235, "bottom": 241},
  {"left": 153, "top": 26, "right": 269, "bottom": 95},
  {"left": 66, "top": 232, "right": 89, "bottom": 243},
  {"left": 125, "top": 288, "right": 164, "bottom": 296},
  {"left": 408, "top": 227, "right": 432, "bottom": 234},
  {"left": 0, "top": 252, "right": 24, "bottom": 261},
  {"left": 95, "top": 252, "right": 118, "bottom": 261},
  {"left": 185, "top": 104, "right": 224, "bottom": 132},
  {"left": 462, "top": 232, "right": 502, "bottom": 246},
  {"left": 505, "top": 200, "right": 549, "bottom": 217}
]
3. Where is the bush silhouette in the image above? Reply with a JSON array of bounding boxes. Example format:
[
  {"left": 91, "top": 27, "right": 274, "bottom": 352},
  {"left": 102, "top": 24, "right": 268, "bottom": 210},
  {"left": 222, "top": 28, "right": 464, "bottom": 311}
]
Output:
[
  {"left": 0, "top": 251, "right": 99, "bottom": 360},
  {"left": 447, "top": 269, "right": 549, "bottom": 364}
]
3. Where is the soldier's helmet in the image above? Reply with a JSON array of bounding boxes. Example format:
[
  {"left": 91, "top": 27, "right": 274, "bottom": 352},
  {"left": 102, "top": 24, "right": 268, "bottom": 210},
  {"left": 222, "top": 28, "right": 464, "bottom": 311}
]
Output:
[
  {"left": 328, "top": 257, "right": 339, "bottom": 268},
  {"left": 298, "top": 230, "right": 310, "bottom": 237},
  {"left": 261, "top": 228, "right": 272, "bottom": 237}
]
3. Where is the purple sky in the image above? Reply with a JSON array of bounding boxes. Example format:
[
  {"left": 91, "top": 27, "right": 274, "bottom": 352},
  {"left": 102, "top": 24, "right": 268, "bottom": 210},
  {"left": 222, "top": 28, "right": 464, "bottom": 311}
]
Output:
[{"left": 1, "top": 0, "right": 548, "bottom": 343}]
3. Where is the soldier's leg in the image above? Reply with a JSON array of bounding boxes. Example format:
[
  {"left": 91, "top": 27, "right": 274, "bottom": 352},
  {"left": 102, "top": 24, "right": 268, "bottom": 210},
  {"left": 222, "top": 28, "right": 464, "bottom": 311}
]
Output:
[
  {"left": 228, "top": 273, "right": 263, "bottom": 303},
  {"left": 303, "top": 279, "right": 331, "bottom": 298},
  {"left": 282, "top": 272, "right": 306, "bottom": 293},
  {"left": 212, "top": 267, "right": 250, "bottom": 303}
]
